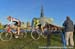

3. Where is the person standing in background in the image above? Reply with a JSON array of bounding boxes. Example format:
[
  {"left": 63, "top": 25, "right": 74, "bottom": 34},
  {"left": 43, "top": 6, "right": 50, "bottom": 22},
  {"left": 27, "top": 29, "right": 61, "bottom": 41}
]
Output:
[{"left": 63, "top": 16, "right": 74, "bottom": 47}]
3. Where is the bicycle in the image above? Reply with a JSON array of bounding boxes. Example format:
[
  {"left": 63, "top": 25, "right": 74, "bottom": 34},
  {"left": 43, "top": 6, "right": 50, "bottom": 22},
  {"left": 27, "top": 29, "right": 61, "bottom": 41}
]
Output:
[
  {"left": 0, "top": 25, "right": 27, "bottom": 41},
  {"left": 31, "top": 23, "right": 58, "bottom": 40},
  {"left": 31, "top": 28, "right": 48, "bottom": 40}
]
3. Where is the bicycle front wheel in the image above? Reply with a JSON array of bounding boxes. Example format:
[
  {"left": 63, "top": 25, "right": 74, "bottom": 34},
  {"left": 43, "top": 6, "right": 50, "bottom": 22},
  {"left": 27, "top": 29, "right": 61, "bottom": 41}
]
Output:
[
  {"left": 0, "top": 32, "right": 12, "bottom": 41},
  {"left": 31, "top": 30, "right": 40, "bottom": 40}
]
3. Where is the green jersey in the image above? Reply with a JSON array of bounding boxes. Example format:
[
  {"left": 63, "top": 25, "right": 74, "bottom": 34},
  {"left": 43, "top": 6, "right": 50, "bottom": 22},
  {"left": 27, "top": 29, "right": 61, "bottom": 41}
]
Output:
[{"left": 33, "top": 19, "right": 40, "bottom": 27}]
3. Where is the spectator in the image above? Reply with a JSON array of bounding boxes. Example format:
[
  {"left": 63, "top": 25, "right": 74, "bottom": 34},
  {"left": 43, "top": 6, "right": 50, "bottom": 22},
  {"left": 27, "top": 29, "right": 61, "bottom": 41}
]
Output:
[{"left": 63, "top": 16, "right": 74, "bottom": 46}]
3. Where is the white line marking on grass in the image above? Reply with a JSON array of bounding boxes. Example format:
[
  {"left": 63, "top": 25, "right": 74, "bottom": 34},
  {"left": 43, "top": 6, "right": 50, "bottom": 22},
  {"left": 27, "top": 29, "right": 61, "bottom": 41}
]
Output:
[{"left": 39, "top": 46, "right": 73, "bottom": 49}]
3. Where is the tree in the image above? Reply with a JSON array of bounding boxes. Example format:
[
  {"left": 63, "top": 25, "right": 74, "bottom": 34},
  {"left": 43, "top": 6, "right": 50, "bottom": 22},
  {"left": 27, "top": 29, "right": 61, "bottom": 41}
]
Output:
[
  {"left": 0, "top": 23, "right": 3, "bottom": 29},
  {"left": 21, "top": 22, "right": 27, "bottom": 29},
  {"left": 27, "top": 21, "right": 31, "bottom": 30},
  {"left": 27, "top": 21, "right": 31, "bottom": 27}
]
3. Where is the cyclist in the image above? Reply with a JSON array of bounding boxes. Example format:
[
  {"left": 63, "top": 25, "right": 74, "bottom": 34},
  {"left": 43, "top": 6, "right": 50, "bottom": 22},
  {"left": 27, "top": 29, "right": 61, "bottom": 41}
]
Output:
[
  {"left": 33, "top": 18, "right": 40, "bottom": 30},
  {"left": 33, "top": 18, "right": 47, "bottom": 33},
  {"left": 7, "top": 16, "right": 21, "bottom": 36},
  {"left": 33, "top": 18, "right": 50, "bottom": 33}
]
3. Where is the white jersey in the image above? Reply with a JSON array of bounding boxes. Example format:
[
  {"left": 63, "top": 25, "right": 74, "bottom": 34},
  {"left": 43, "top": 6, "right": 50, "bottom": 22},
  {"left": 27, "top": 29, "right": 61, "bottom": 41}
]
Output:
[{"left": 8, "top": 17, "right": 19, "bottom": 25}]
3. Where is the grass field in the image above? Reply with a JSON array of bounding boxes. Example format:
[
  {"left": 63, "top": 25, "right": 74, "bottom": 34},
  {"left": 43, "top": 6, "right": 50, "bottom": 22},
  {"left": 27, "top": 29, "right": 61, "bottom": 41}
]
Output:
[{"left": 0, "top": 32, "right": 75, "bottom": 49}]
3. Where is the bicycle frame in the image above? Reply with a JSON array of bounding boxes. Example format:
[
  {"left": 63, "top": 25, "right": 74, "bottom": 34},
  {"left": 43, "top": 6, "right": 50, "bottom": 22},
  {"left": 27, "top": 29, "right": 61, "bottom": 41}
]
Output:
[{"left": 7, "top": 25, "right": 11, "bottom": 33}]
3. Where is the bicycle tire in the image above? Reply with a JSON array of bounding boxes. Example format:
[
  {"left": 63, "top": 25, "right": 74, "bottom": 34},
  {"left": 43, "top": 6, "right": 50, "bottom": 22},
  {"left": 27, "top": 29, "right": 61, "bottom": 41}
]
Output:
[
  {"left": 31, "top": 30, "right": 40, "bottom": 40},
  {"left": 0, "top": 32, "right": 12, "bottom": 41},
  {"left": 19, "top": 31, "right": 27, "bottom": 39},
  {"left": 41, "top": 30, "right": 48, "bottom": 39}
]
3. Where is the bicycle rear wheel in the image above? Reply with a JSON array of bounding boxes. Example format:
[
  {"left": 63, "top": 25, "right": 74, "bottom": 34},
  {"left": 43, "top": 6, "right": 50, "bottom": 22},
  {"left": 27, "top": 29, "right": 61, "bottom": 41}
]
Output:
[
  {"left": 42, "top": 30, "right": 48, "bottom": 39},
  {"left": 0, "top": 32, "right": 12, "bottom": 41},
  {"left": 18, "top": 31, "right": 27, "bottom": 39}
]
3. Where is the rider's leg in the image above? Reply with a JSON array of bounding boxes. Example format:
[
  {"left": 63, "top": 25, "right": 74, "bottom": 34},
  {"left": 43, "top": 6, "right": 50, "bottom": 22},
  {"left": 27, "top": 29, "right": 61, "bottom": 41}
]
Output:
[
  {"left": 35, "top": 26, "right": 38, "bottom": 29},
  {"left": 41, "top": 24, "right": 45, "bottom": 33},
  {"left": 17, "top": 21, "right": 21, "bottom": 35},
  {"left": 17, "top": 27, "right": 20, "bottom": 35},
  {"left": 41, "top": 26, "right": 44, "bottom": 33},
  {"left": 11, "top": 25, "right": 17, "bottom": 34},
  {"left": 11, "top": 25, "right": 17, "bottom": 30}
]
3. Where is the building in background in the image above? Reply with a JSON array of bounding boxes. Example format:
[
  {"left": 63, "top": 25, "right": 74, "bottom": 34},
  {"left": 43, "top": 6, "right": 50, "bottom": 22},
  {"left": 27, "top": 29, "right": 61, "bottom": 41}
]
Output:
[
  {"left": 21, "top": 21, "right": 31, "bottom": 30},
  {"left": 21, "top": 22, "right": 27, "bottom": 29},
  {"left": 32, "top": 6, "right": 53, "bottom": 27},
  {"left": 26, "top": 21, "right": 31, "bottom": 30}
]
